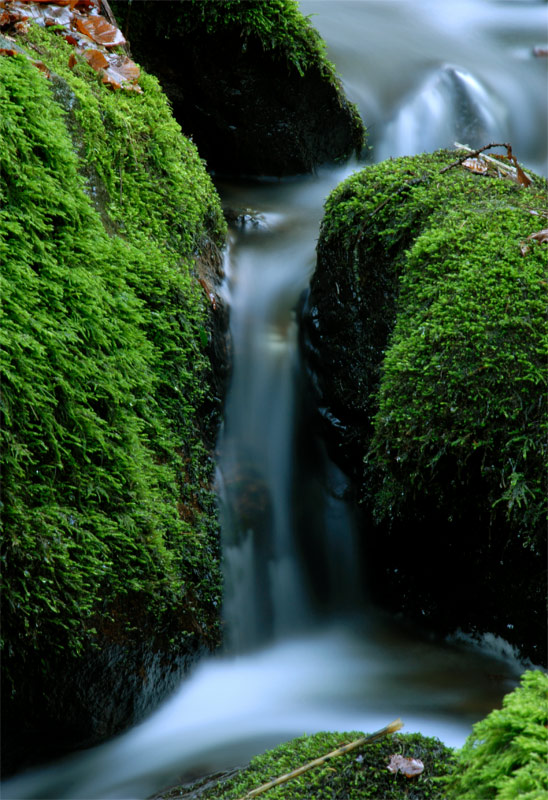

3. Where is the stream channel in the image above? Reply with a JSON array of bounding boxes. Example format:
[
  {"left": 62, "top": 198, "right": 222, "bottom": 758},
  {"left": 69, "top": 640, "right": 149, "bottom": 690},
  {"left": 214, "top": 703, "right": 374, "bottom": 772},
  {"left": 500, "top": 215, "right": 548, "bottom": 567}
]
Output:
[{"left": 4, "top": 1, "right": 547, "bottom": 798}]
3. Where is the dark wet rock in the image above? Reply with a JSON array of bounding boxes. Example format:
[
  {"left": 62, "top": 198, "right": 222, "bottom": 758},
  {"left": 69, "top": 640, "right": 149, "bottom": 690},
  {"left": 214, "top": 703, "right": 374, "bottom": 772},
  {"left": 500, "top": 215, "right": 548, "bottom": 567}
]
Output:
[
  {"left": 112, "top": 0, "right": 365, "bottom": 176},
  {"left": 223, "top": 207, "right": 268, "bottom": 231},
  {"left": 2, "top": 605, "right": 210, "bottom": 775},
  {"left": 300, "top": 151, "right": 548, "bottom": 663}
]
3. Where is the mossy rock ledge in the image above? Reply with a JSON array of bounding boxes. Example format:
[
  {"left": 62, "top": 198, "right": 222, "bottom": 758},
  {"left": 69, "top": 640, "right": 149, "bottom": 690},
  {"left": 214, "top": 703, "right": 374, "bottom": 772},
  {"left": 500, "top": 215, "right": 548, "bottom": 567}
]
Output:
[
  {"left": 111, "top": 0, "right": 366, "bottom": 176},
  {"left": 300, "top": 151, "right": 547, "bottom": 663},
  {"left": 0, "top": 21, "right": 229, "bottom": 773},
  {"left": 156, "top": 731, "right": 456, "bottom": 800}
]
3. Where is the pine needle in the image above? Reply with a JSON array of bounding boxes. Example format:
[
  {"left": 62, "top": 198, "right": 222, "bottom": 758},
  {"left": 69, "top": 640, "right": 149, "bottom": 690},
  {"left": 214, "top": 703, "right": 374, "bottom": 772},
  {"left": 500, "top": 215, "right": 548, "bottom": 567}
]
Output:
[{"left": 235, "top": 718, "right": 404, "bottom": 800}]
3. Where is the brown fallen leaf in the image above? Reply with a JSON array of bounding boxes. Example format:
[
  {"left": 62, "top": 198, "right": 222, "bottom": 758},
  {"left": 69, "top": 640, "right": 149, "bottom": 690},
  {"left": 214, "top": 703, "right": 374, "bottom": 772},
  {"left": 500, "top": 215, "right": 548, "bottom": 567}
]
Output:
[
  {"left": 515, "top": 161, "right": 532, "bottom": 187},
  {"left": 387, "top": 754, "right": 425, "bottom": 778},
  {"left": 101, "top": 53, "right": 141, "bottom": 92},
  {"left": 32, "top": 58, "right": 49, "bottom": 74},
  {"left": 461, "top": 157, "right": 488, "bottom": 175},
  {"left": 74, "top": 13, "right": 125, "bottom": 47},
  {"left": 83, "top": 46, "right": 108, "bottom": 70},
  {"left": 0, "top": 46, "right": 17, "bottom": 55},
  {"left": 13, "top": 18, "right": 29, "bottom": 33},
  {"left": 527, "top": 228, "right": 548, "bottom": 244}
]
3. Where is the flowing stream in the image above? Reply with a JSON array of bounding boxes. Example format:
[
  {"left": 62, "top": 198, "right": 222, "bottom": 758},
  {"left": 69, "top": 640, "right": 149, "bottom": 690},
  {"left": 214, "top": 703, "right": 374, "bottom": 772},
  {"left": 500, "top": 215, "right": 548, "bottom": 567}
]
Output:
[{"left": 4, "top": 2, "right": 546, "bottom": 798}]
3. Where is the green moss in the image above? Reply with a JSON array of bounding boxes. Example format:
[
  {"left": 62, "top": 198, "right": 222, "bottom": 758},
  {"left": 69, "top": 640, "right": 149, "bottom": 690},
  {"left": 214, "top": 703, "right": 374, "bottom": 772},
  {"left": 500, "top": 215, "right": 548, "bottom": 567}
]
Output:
[
  {"left": 320, "top": 151, "right": 547, "bottom": 544},
  {"left": 165, "top": 731, "right": 455, "bottom": 800},
  {"left": 111, "top": 0, "right": 364, "bottom": 157},
  {"left": 115, "top": 0, "right": 335, "bottom": 80},
  {"left": 443, "top": 670, "right": 548, "bottom": 799},
  {"left": 0, "top": 24, "right": 226, "bottom": 687}
]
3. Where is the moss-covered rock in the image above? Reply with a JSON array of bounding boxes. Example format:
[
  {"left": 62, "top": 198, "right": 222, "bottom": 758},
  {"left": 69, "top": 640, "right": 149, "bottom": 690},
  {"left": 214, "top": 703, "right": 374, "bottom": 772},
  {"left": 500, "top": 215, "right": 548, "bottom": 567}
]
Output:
[
  {"left": 158, "top": 730, "right": 455, "bottom": 799},
  {"left": 444, "top": 670, "right": 548, "bottom": 799},
  {"left": 300, "top": 150, "right": 547, "bottom": 661},
  {"left": 0, "top": 19, "right": 228, "bottom": 771},
  {"left": 111, "top": 0, "right": 365, "bottom": 176}
]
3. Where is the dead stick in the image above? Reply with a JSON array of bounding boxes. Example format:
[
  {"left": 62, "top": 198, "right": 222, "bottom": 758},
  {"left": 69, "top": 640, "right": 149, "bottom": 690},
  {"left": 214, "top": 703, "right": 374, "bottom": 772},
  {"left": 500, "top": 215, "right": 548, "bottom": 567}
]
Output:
[
  {"left": 439, "top": 142, "right": 512, "bottom": 173},
  {"left": 236, "top": 718, "right": 404, "bottom": 800},
  {"left": 100, "top": 0, "right": 118, "bottom": 28}
]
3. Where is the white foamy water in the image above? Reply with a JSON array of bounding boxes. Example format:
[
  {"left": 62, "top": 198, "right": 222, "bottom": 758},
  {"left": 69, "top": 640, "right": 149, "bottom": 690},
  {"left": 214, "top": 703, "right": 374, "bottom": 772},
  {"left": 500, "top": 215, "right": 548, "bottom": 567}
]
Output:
[{"left": 2, "top": 624, "right": 532, "bottom": 799}]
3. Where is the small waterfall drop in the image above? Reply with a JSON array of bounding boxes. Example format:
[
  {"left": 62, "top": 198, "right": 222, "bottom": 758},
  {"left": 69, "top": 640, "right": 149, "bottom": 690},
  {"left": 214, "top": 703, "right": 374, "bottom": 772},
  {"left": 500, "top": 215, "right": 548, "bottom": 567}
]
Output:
[
  {"left": 2, "top": 2, "right": 545, "bottom": 798},
  {"left": 376, "top": 64, "right": 509, "bottom": 161},
  {"left": 301, "top": 0, "right": 548, "bottom": 175},
  {"left": 216, "top": 168, "right": 364, "bottom": 651}
]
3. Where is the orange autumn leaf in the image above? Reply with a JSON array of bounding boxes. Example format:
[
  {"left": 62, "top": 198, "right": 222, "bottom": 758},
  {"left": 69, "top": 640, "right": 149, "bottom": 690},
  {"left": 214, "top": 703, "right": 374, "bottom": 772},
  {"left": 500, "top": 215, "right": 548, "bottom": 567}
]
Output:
[
  {"left": 108, "top": 53, "right": 139, "bottom": 80},
  {"left": 74, "top": 14, "right": 125, "bottom": 47},
  {"left": 101, "top": 54, "right": 141, "bottom": 92},
  {"left": 83, "top": 47, "right": 108, "bottom": 70},
  {"left": 32, "top": 59, "right": 50, "bottom": 76},
  {"left": 515, "top": 161, "right": 532, "bottom": 187},
  {"left": 27, "top": 0, "right": 94, "bottom": 5}
]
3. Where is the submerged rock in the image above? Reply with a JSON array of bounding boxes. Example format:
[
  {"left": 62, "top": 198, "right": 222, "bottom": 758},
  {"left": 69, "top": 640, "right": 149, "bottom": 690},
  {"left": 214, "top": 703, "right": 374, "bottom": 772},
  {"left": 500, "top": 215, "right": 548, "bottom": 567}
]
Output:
[
  {"left": 300, "top": 150, "right": 547, "bottom": 663},
  {"left": 111, "top": 0, "right": 366, "bottom": 176}
]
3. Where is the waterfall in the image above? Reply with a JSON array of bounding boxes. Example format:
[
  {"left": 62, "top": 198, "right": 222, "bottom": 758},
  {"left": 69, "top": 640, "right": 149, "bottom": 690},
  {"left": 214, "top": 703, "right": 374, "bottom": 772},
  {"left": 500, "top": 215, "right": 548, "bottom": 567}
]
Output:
[
  {"left": 3, "top": 2, "right": 545, "bottom": 798},
  {"left": 301, "top": 0, "right": 548, "bottom": 176},
  {"left": 217, "top": 168, "right": 366, "bottom": 652}
]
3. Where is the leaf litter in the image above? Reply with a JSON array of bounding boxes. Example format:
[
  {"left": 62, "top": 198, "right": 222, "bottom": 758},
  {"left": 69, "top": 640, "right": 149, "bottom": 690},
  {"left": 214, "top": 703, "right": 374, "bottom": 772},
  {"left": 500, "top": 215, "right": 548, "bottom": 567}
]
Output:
[{"left": 0, "top": 0, "right": 142, "bottom": 91}]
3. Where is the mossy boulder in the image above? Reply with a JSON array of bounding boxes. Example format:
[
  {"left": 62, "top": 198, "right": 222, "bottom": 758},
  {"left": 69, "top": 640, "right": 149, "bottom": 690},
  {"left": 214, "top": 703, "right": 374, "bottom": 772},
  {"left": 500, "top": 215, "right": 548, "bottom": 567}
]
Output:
[
  {"left": 111, "top": 0, "right": 365, "bottom": 176},
  {"left": 0, "top": 20, "right": 228, "bottom": 771},
  {"left": 300, "top": 151, "right": 547, "bottom": 662},
  {"left": 444, "top": 670, "right": 548, "bottom": 799},
  {"left": 157, "top": 730, "right": 455, "bottom": 799}
]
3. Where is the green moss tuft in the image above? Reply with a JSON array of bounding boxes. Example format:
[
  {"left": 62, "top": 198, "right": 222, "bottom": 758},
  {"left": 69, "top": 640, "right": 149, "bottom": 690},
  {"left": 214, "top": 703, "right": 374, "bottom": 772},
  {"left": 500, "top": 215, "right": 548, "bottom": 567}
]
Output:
[
  {"left": 114, "top": 0, "right": 335, "bottom": 80},
  {"left": 0, "top": 23, "right": 226, "bottom": 687},
  {"left": 111, "top": 0, "right": 365, "bottom": 165},
  {"left": 320, "top": 151, "right": 547, "bottom": 544},
  {"left": 443, "top": 670, "right": 548, "bottom": 799}
]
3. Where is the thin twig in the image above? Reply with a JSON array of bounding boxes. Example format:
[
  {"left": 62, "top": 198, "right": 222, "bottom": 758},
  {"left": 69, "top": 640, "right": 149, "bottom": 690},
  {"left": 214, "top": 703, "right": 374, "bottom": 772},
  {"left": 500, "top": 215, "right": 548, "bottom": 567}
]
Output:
[
  {"left": 236, "top": 718, "right": 404, "bottom": 800},
  {"left": 439, "top": 142, "right": 512, "bottom": 173},
  {"left": 100, "top": 0, "right": 118, "bottom": 29},
  {"left": 451, "top": 142, "right": 534, "bottom": 184}
]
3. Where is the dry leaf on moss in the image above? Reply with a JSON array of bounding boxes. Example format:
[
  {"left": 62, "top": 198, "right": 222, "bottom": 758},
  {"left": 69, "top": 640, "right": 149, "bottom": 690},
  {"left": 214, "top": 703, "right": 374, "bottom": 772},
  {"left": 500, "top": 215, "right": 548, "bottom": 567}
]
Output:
[
  {"left": 461, "top": 158, "right": 488, "bottom": 175},
  {"left": 74, "top": 13, "right": 125, "bottom": 47},
  {"left": 83, "top": 46, "right": 108, "bottom": 70},
  {"left": 387, "top": 754, "right": 425, "bottom": 777},
  {"left": 527, "top": 228, "right": 548, "bottom": 244}
]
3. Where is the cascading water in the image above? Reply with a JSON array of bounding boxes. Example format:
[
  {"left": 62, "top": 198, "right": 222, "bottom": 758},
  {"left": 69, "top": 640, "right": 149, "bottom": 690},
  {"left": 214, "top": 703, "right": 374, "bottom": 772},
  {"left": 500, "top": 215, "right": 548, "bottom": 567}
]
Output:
[
  {"left": 217, "top": 169, "right": 367, "bottom": 652},
  {"left": 3, "top": 2, "right": 546, "bottom": 798}
]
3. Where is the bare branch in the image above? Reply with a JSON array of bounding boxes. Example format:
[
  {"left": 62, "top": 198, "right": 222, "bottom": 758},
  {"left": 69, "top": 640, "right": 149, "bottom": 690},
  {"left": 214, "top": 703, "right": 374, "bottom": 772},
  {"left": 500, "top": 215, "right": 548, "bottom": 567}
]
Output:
[
  {"left": 236, "top": 718, "right": 404, "bottom": 800},
  {"left": 439, "top": 142, "right": 512, "bottom": 174}
]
